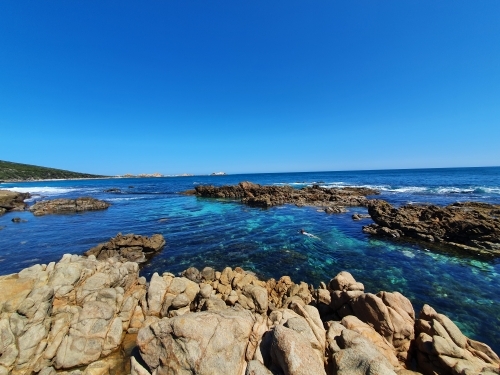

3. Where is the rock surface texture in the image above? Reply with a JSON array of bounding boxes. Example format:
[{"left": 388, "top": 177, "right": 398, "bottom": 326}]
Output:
[
  {"left": 363, "top": 200, "right": 500, "bottom": 255},
  {"left": 29, "top": 197, "right": 110, "bottom": 216},
  {"left": 0, "top": 190, "right": 30, "bottom": 215},
  {"left": 1, "top": 257, "right": 498, "bottom": 375},
  {"left": 0, "top": 254, "right": 145, "bottom": 375},
  {"left": 192, "top": 181, "right": 379, "bottom": 211},
  {"left": 84, "top": 233, "right": 166, "bottom": 263}
]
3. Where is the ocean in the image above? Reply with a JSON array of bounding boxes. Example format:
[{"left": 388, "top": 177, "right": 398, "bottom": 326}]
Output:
[{"left": 1, "top": 166, "right": 499, "bottom": 352}]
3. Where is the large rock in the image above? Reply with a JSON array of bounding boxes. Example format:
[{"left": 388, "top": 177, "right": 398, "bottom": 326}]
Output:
[
  {"left": 415, "top": 304, "right": 500, "bottom": 374},
  {"left": 364, "top": 200, "right": 500, "bottom": 255},
  {"left": 137, "top": 309, "right": 255, "bottom": 375},
  {"left": 331, "top": 328, "right": 397, "bottom": 375},
  {"left": 0, "top": 254, "right": 145, "bottom": 374},
  {"left": 192, "top": 182, "right": 378, "bottom": 211},
  {"left": 84, "top": 233, "right": 166, "bottom": 263},
  {"left": 321, "top": 272, "right": 415, "bottom": 363},
  {"left": 270, "top": 325, "right": 326, "bottom": 375},
  {"left": 0, "top": 190, "right": 30, "bottom": 214},
  {"left": 29, "top": 197, "right": 110, "bottom": 216}
]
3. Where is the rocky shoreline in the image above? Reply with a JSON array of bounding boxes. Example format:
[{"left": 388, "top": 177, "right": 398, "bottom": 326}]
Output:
[{"left": 0, "top": 244, "right": 498, "bottom": 375}]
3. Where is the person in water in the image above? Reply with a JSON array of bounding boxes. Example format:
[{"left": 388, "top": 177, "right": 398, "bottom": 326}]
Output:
[{"left": 299, "top": 228, "right": 320, "bottom": 239}]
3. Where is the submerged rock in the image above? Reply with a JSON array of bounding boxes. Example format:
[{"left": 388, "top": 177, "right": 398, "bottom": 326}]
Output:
[
  {"left": 29, "top": 197, "right": 110, "bottom": 216},
  {"left": 364, "top": 200, "right": 500, "bottom": 255},
  {"left": 84, "top": 233, "right": 165, "bottom": 263}
]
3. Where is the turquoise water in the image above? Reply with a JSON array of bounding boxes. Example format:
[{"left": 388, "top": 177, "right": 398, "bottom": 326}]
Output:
[{"left": 1, "top": 167, "right": 499, "bottom": 352}]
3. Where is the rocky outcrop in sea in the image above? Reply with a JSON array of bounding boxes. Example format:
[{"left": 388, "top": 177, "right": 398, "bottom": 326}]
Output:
[
  {"left": 192, "top": 181, "right": 379, "bottom": 211},
  {"left": 84, "top": 233, "right": 166, "bottom": 263},
  {"left": 0, "top": 190, "right": 30, "bottom": 216},
  {"left": 1, "top": 253, "right": 498, "bottom": 375},
  {"left": 28, "top": 197, "right": 110, "bottom": 216},
  {"left": 363, "top": 200, "right": 500, "bottom": 255}
]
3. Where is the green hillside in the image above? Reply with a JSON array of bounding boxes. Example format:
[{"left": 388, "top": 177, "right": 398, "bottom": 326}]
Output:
[{"left": 0, "top": 160, "right": 106, "bottom": 181}]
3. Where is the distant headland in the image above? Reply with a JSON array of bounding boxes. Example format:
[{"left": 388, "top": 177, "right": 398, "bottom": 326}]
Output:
[{"left": 0, "top": 160, "right": 106, "bottom": 182}]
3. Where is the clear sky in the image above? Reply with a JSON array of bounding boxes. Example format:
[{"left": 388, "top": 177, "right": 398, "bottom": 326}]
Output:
[{"left": 1, "top": 1, "right": 499, "bottom": 175}]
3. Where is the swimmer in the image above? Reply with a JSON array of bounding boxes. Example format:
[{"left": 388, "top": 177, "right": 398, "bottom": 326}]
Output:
[{"left": 299, "top": 229, "right": 320, "bottom": 240}]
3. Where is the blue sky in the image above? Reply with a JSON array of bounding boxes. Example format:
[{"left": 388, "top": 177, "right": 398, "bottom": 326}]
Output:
[{"left": 1, "top": 1, "right": 499, "bottom": 175}]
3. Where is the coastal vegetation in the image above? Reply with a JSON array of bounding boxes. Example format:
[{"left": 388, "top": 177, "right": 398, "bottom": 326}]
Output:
[{"left": 0, "top": 160, "right": 105, "bottom": 181}]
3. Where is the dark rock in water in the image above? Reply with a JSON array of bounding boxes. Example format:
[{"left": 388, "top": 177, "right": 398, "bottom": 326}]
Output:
[
  {"left": 29, "top": 197, "right": 110, "bottom": 216},
  {"left": 11, "top": 217, "right": 25, "bottom": 223},
  {"left": 191, "top": 181, "right": 378, "bottom": 211},
  {"left": 104, "top": 188, "right": 121, "bottom": 193},
  {"left": 0, "top": 190, "right": 30, "bottom": 215},
  {"left": 325, "top": 206, "right": 347, "bottom": 214},
  {"left": 352, "top": 213, "right": 371, "bottom": 221},
  {"left": 84, "top": 233, "right": 166, "bottom": 263},
  {"left": 364, "top": 200, "right": 500, "bottom": 255}
]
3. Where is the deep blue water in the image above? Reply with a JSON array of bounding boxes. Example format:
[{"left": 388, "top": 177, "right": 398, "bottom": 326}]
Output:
[{"left": 1, "top": 167, "right": 499, "bottom": 352}]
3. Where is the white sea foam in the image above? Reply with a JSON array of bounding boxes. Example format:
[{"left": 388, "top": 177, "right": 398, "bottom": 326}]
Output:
[
  {"left": 106, "top": 197, "right": 142, "bottom": 201},
  {"left": 0, "top": 186, "right": 78, "bottom": 195}
]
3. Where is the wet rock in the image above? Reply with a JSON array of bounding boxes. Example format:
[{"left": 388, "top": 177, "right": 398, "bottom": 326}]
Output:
[
  {"left": 325, "top": 206, "right": 347, "bottom": 214},
  {"left": 0, "top": 190, "right": 30, "bottom": 214},
  {"left": 365, "top": 200, "right": 500, "bottom": 254},
  {"left": 29, "top": 197, "right": 110, "bottom": 216},
  {"left": 352, "top": 213, "right": 371, "bottom": 220},
  {"left": 84, "top": 233, "right": 165, "bottom": 263},
  {"left": 103, "top": 188, "right": 121, "bottom": 193},
  {"left": 192, "top": 181, "right": 378, "bottom": 210}
]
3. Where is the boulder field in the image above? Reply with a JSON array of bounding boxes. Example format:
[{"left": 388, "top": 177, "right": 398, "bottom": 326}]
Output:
[
  {"left": 190, "top": 181, "right": 379, "bottom": 212},
  {"left": 363, "top": 200, "right": 500, "bottom": 255},
  {"left": 0, "top": 256, "right": 498, "bottom": 375}
]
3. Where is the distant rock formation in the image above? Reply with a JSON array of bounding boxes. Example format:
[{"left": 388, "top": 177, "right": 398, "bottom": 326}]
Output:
[
  {"left": 0, "top": 257, "right": 498, "bottom": 375},
  {"left": 363, "top": 200, "right": 500, "bottom": 255},
  {"left": 0, "top": 190, "right": 30, "bottom": 215},
  {"left": 29, "top": 197, "right": 110, "bottom": 216},
  {"left": 84, "top": 233, "right": 166, "bottom": 263},
  {"left": 193, "top": 181, "right": 379, "bottom": 211}
]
